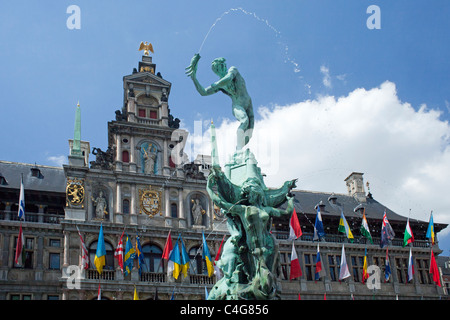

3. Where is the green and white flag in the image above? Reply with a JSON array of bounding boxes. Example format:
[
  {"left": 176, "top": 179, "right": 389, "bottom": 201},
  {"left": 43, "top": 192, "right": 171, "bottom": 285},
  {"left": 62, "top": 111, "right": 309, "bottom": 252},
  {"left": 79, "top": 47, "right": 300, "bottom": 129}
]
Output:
[
  {"left": 403, "top": 218, "right": 414, "bottom": 247},
  {"left": 360, "top": 210, "right": 373, "bottom": 244}
]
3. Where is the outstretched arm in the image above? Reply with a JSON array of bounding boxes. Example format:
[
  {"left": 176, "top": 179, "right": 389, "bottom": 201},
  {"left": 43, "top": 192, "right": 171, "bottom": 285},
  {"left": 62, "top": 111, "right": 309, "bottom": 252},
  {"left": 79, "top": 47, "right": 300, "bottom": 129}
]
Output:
[
  {"left": 185, "top": 53, "right": 220, "bottom": 96},
  {"left": 269, "top": 196, "right": 295, "bottom": 217},
  {"left": 206, "top": 174, "right": 242, "bottom": 215}
]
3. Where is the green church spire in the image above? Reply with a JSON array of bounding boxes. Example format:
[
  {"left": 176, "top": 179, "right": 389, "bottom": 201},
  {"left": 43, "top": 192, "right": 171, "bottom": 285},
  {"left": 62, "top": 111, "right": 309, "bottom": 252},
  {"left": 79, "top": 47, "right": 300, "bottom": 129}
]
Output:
[{"left": 71, "top": 101, "right": 82, "bottom": 156}]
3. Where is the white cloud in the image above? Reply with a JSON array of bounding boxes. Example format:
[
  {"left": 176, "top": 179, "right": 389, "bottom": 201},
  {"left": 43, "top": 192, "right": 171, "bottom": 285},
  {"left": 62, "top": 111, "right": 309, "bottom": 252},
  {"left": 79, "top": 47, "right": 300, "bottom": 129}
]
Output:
[
  {"left": 320, "top": 65, "right": 332, "bottom": 88},
  {"left": 189, "top": 81, "right": 450, "bottom": 234},
  {"left": 47, "top": 155, "right": 66, "bottom": 167}
]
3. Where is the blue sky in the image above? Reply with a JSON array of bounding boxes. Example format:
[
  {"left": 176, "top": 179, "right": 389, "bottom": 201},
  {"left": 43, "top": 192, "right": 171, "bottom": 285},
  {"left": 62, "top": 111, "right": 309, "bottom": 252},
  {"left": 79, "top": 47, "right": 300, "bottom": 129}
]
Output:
[{"left": 1, "top": 1, "right": 450, "bottom": 252}]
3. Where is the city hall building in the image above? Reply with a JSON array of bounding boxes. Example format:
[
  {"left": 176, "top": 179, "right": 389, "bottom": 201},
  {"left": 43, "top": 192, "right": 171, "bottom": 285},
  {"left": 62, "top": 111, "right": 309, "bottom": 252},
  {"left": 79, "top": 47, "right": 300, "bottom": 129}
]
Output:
[{"left": 0, "top": 51, "right": 447, "bottom": 300}]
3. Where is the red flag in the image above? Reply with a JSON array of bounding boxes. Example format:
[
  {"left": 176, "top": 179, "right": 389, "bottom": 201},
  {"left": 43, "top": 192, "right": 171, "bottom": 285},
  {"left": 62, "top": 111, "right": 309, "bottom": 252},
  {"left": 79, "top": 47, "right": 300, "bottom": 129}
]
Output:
[
  {"left": 214, "top": 235, "right": 226, "bottom": 280},
  {"left": 162, "top": 230, "right": 173, "bottom": 260},
  {"left": 289, "top": 242, "right": 302, "bottom": 280},
  {"left": 97, "top": 283, "right": 101, "bottom": 300},
  {"left": 324, "top": 293, "right": 327, "bottom": 300},
  {"left": 14, "top": 223, "right": 24, "bottom": 266},
  {"left": 298, "top": 293, "right": 301, "bottom": 300},
  {"left": 429, "top": 250, "right": 441, "bottom": 287},
  {"left": 288, "top": 209, "right": 302, "bottom": 240},
  {"left": 114, "top": 231, "right": 124, "bottom": 272}
]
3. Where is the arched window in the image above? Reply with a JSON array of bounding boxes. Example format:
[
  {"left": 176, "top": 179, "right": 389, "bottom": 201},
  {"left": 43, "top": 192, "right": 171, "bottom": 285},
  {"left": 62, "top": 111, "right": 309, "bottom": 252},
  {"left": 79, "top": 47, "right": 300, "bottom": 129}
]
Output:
[
  {"left": 123, "top": 199, "right": 130, "bottom": 214},
  {"left": 189, "top": 246, "right": 204, "bottom": 275},
  {"left": 89, "top": 241, "right": 114, "bottom": 271},
  {"left": 171, "top": 203, "right": 177, "bottom": 218},
  {"left": 142, "top": 244, "right": 163, "bottom": 273},
  {"left": 122, "top": 150, "right": 129, "bottom": 163}
]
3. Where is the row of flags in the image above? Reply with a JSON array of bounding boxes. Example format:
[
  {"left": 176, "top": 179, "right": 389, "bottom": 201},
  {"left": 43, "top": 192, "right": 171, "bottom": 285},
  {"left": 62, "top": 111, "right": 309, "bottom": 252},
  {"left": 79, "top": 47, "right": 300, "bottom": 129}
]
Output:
[
  {"left": 77, "top": 225, "right": 225, "bottom": 281},
  {"left": 299, "top": 203, "right": 436, "bottom": 248},
  {"left": 288, "top": 209, "right": 441, "bottom": 287}
]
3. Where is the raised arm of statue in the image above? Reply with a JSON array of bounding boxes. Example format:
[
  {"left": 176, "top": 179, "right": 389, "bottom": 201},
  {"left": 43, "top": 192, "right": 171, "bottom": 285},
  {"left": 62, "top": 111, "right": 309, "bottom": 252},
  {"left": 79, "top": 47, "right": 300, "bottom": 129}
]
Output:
[
  {"left": 268, "top": 196, "right": 295, "bottom": 218},
  {"left": 207, "top": 174, "right": 242, "bottom": 215}
]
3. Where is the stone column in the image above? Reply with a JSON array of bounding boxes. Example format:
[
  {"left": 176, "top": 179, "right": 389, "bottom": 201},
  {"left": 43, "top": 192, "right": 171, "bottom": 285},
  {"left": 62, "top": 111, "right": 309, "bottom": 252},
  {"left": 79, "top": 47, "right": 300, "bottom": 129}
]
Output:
[
  {"left": 116, "top": 183, "right": 122, "bottom": 214},
  {"left": 115, "top": 133, "right": 122, "bottom": 171},
  {"left": 129, "top": 136, "right": 136, "bottom": 173},
  {"left": 165, "top": 188, "right": 170, "bottom": 218},
  {"left": 63, "top": 231, "right": 70, "bottom": 267}
]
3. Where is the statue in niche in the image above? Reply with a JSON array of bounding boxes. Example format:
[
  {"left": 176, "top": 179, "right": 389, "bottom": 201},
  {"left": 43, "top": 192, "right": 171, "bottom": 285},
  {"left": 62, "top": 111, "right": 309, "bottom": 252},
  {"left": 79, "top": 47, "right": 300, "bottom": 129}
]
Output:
[
  {"left": 142, "top": 144, "right": 157, "bottom": 175},
  {"left": 91, "top": 190, "right": 108, "bottom": 220},
  {"left": 191, "top": 198, "right": 206, "bottom": 226}
]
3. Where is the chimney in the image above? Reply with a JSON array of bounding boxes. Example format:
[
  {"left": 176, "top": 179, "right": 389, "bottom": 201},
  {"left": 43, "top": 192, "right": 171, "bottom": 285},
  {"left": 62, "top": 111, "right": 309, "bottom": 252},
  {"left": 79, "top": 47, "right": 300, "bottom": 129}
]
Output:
[{"left": 344, "top": 172, "right": 366, "bottom": 202}]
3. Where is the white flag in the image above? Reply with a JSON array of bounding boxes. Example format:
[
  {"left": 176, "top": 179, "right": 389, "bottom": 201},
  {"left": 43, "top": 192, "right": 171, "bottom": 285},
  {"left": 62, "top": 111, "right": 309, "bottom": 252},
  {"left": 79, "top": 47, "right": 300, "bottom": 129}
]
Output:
[
  {"left": 18, "top": 177, "right": 25, "bottom": 220},
  {"left": 339, "top": 244, "right": 351, "bottom": 281}
]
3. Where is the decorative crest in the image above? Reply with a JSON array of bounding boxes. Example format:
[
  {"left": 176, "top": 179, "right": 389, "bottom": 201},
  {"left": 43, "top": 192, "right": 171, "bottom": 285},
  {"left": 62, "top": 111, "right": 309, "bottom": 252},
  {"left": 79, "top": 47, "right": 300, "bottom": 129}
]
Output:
[{"left": 139, "top": 41, "right": 154, "bottom": 56}]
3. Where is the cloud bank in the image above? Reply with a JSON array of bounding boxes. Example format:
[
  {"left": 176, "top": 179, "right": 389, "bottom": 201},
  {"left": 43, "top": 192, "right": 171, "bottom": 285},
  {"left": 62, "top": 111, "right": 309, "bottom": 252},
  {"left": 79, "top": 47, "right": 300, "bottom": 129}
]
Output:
[{"left": 187, "top": 81, "right": 450, "bottom": 233}]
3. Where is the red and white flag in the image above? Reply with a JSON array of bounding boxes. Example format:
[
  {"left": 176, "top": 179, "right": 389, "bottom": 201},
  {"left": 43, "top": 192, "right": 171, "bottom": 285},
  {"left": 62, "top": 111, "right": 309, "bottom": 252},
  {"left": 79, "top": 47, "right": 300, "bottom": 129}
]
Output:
[
  {"left": 14, "top": 223, "right": 25, "bottom": 266},
  {"left": 214, "top": 235, "right": 225, "bottom": 280},
  {"left": 114, "top": 231, "right": 125, "bottom": 272},
  {"left": 97, "top": 283, "right": 101, "bottom": 300},
  {"left": 289, "top": 241, "right": 302, "bottom": 280},
  {"left": 77, "top": 226, "right": 89, "bottom": 270},
  {"left": 288, "top": 209, "right": 302, "bottom": 240}
]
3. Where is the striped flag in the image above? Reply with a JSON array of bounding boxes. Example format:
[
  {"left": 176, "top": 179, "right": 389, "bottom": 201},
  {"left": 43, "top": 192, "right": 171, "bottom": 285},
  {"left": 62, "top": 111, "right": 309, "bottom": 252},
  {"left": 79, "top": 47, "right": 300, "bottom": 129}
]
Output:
[
  {"left": 360, "top": 210, "right": 373, "bottom": 244},
  {"left": 407, "top": 248, "right": 414, "bottom": 282},
  {"left": 214, "top": 235, "right": 225, "bottom": 280},
  {"left": 384, "top": 247, "right": 391, "bottom": 282},
  {"left": 94, "top": 224, "right": 106, "bottom": 274},
  {"left": 426, "top": 211, "right": 435, "bottom": 245},
  {"left": 202, "top": 231, "right": 214, "bottom": 277},
  {"left": 114, "top": 231, "right": 124, "bottom": 273},
  {"left": 338, "top": 211, "right": 354, "bottom": 242},
  {"left": 314, "top": 243, "right": 322, "bottom": 281},
  {"left": 18, "top": 176, "right": 25, "bottom": 220},
  {"left": 135, "top": 235, "right": 145, "bottom": 275},
  {"left": 97, "top": 283, "right": 101, "bottom": 300},
  {"left": 403, "top": 218, "right": 414, "bottom": 247},
  {"left": 313, "top": 206, "right": 326, "bottom": 241},
  {"left": 76, "top": 226, "right": 89, "bottom": 270},
  {"left": 14, "top": 223, "right": 25, "bottom": 266},
  {"left": 289, "top": 241, "right": 302, "bottom": 280},
  {"left": 362, "top": 247, "right": 369, "bottom": 284},
  {"left": 288, "top": 209, "right": 302, "bottom": 240}
]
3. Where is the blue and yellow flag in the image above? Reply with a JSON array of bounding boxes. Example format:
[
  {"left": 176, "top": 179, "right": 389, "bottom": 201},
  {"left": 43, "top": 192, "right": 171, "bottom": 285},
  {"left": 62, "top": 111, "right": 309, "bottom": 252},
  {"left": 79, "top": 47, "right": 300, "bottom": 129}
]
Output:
[
  {"left": 94, "top": 224, "right": 106, "bottom": 274},
  {"left": 180, "top": 236, "right": 190, "bottom": 278},
  {"left": 135, "top": 235, "right": 145, "bottom": 275},
  {"left": 202, "top": 231, "right": 214, "bottom": 277},
  {"left": 168, "top": 235, "right": 182, "bottom": 279},
  {"left": 124, "top": 235, "right": 135, "bottom": 276},
  {"left": 426, "top": 211, "right": 435, "bottom": 245}
]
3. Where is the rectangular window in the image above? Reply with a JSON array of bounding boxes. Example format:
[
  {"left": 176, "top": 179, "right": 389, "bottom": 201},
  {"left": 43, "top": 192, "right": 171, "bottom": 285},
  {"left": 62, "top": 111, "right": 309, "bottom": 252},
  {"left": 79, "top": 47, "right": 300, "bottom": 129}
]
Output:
[
  {"left": 49, "top": 239, "right": 61, "bottom": 247},
  {"left": 328, "top": 254, "right": 341, "bottom": 281},
  {"left": 49, "top": 253, "right": 60, "bottom": 270},
  {"left": 395, "top": 258, "right": 408, "bottom": 283},
  {"left": 149, "top": 110, "right": 157, "bottom": 119},
  {"left": 304, "top": 253, "right": 314, "bottom": 281},
  {"left": 416, "top": 258, "right": 431, "bottom": 284},
  {"left": 14, "top": 237, "right": 34, "bottom": 269},
  {"left": 138, "top": 109, "right": 146, "bottom": 117}
]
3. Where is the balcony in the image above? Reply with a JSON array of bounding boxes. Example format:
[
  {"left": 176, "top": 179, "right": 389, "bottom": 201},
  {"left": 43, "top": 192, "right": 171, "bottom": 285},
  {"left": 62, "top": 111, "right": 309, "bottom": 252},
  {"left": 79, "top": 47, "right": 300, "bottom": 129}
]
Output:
[{"left": 0, "top": 210, "right": 63, "bottom": 224}]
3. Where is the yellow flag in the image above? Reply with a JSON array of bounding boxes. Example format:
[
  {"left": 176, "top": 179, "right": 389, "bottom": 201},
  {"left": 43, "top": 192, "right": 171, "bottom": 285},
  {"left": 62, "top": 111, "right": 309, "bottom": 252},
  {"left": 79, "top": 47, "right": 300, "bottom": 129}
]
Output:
[{"left": 134, "top": 287, "right": 139, "bottom": 300}]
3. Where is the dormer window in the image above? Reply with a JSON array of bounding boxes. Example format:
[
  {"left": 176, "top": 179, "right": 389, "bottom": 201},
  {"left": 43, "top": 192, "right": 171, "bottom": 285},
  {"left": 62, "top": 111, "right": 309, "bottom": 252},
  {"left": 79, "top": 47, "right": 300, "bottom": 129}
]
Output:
[
  {"left": 0, "top": 173, "right": 8, "bottom": 185},
  {"left": 30, "top": 166, "right": 43, "bottom": 179}
]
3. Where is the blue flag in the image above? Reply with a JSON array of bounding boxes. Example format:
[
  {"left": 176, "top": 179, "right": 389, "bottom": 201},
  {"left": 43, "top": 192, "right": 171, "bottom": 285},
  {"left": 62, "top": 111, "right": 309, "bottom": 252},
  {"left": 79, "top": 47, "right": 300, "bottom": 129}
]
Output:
[
  {"left": 124, "top": 234, "right": 135, "bottom": 276},
  {"left": 384, "top": 248, "right": 391, "bottom": 282},
  {"left": 94, "top": 224, "right": 106, "bottom": 274},
  {"left": 169, "top": 235, "right": 182, "bottom": 279},
  {"left": 180, "top": 235, "right": 191, "bottom": 278},
  {"left": 314, "top": 207, "right": 326, "bottom": 240},
  {"left": 135, "top": 235, "right": 145, "bottom": 275},
  {"left": 426, "top": 211, "right": 435, "bottom": 245}
]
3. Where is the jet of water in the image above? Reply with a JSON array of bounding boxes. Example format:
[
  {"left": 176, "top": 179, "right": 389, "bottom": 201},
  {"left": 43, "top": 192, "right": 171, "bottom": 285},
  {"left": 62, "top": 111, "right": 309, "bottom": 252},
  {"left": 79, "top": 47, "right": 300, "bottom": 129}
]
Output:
[{"left": 198, "top": 7, "right": 301, "bottom": 75}]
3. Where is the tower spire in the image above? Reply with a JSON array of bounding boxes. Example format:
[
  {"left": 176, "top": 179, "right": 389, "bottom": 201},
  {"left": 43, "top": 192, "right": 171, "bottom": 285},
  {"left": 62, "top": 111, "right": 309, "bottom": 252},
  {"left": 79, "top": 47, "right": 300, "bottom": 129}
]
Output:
[{"left": 71, "top": 101, "right": 82, "bottom": 156}]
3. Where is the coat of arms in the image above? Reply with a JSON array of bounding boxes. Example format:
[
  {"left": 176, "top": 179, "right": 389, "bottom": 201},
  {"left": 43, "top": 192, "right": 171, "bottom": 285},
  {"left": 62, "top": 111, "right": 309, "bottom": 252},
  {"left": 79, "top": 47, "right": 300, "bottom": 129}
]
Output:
[{"left": 139, "top": 187, "right": 161, "bottom": 217}]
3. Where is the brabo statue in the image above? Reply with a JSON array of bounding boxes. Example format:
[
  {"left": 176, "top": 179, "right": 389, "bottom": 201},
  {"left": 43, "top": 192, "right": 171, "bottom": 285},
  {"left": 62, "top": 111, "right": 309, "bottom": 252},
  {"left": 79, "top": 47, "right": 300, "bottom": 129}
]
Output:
[
  {"left": 186, "top": 53, "right": 297, "bottom": 300},
  {"left": 186, "top": 53, "right": 254, "bottom": 150}
]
